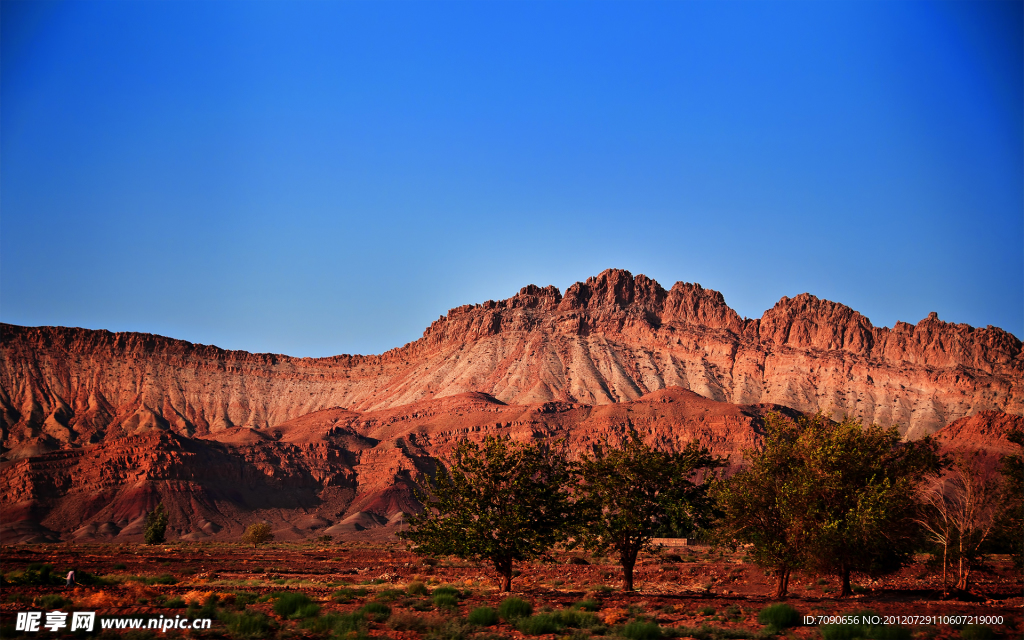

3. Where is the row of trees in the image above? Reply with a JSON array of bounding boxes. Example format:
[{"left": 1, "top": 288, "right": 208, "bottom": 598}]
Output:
[{"left": 401, "top": 413, "right": 1023, "bottom": 596}]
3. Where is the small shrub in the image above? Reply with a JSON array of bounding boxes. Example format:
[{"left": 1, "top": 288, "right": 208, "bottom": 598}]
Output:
[
  {"left": 499, "top": 597, "right": 533, "bottom": 621},
  {"left": 434, "top": 593, "right": 459, "bottom": 610},
  {"left": 407, "top": 580, "right": 429, "bottom": 596},
  {"left": 389, "top": 612, "right": 445, "bottom": 633},
  {"left": 592, "top": 585, "right": 614, "bottom": 594},
  {"left": 221, "top": 610, "right": 275, "bottom": 639},
  {"left": 359, "top": 602, "right": 391, "bottom": 622},
  {"left": 554, "top": 609, "right": 599, "bottom": 629},
  {"left": 569, "top": 557, "right": 591, "bottom": 565},
  {"left": 331, "top": 611, "right": 369, "bottom": 640},
  {"left": 469, "top": 607, "right": 500, "bottom": 627},
  {"left": 432, "top": 586, "right": 461, "bottom": 599},
  {"left": 35, "top": 594, "right": 71, "bottom": 609},
  {"left": 699, "top": 607, "right": 716, "bottom": 616},
  {"left": 960, "top": 626, "right": 996, "bottom": 640},
  {"left": 427, "top": 618, "right": 475, "bottom": 640},
  {"left": 623, "top": 621, "right": 663, "bottom": 640},
  {"left": 333, "top": 587, "right": 368, "bottom": 603},
  {"left": 519, "top": 614, "right": 561, "bottom": 635},
  {"left": 757, "top": 604, "right": 799, "bottom": 630},
  {"left": 664, "top": 554, "right": 683, "bottom": 563},
  {"left": 148, "top": 574, "right": 178, "bottom": 585},
  {"left": 273, "top": 592, "right": 317, "bottom": 618},
  {"left": 376, "top": 588, "right": 405, "bottom": 602},
  {"left": 574, "top": 599, "right": 600, "bottom": 612},
  {"left": 164, "top": 596, "right": 186, "bottom": 608},
  {"left": 113, "top": 563, "right": 127, "bottom": 570},
  {"left": 302, "top": 613, "right": 342, "bottom": 634}
]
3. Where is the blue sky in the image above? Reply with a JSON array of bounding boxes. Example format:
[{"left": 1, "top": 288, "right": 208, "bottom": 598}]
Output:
[{"left": 2, "top": 0, "right": 1021, "bottom": 356}]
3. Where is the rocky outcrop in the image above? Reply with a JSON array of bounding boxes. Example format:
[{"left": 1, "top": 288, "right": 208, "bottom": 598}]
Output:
[{"left": 2, "top": 269, "right": 1019, "bottom": 458}]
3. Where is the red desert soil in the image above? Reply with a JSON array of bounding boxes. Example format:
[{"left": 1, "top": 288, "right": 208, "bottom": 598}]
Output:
[{"left": 1, "top": 543, "right": 1020, "bottom": 639}]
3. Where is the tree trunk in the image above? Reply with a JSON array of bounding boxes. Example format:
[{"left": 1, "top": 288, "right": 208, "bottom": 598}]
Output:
[
  {"left": 941, "top": 542, "right": 948, "bottom": 597},
  {"left": 772, "top": 567, "right": 790, "bottom": 599},
  {"left": 839, "top": 567, "right": 852, "bottom": 598},
  {"left": 620, "top": 546, "right": 640, "bottom": 592},
  {"left": 494, "top": 558, "right": 514, "bottom": 592}
]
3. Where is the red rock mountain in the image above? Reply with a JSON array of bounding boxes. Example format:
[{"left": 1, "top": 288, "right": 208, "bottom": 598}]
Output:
[{"left": 1, "top": 269, "right": 1021, "bottom": 542}]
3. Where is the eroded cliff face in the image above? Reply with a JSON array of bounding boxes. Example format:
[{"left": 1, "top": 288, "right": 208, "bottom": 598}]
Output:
[
  {"left": 2, "top": 269, "right": 1019, "bottom": 458},
  {"left": 0, "top": 387, "right": 796, "bottom": 542}
]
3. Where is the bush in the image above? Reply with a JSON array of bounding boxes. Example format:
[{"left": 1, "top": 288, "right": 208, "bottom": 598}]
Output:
[
  {"left": 960, "top": 626, "right": 995, "bottom": 640},
  {"left": 164, "top": 597, "right": 186, "bottom": 608},
  {"left": 302, "top": 613, "right": 343, "bottom": 634},
  {"left": 433, "top": 593, "right": 459, "bottom": 609},
  {"left": 113, "top": 563, "right": 127, "bottom": 570},
  {"left": 407, "top": 581, "right": 429, "bottom": 596},
  {"left": 469, "top": 607, "right": 500, "bottom": 627},
  {"left": 333, "top": 587, "right": 368, "bottom": 603},
  {"left": 35, "top": 594, "right": 71, "bottom": 609},
  {"left": 389, "top": 612, "right": 446, "bottom": 633},
  {"left": 574, "top": 599, "right": 600, "bottom": 612},
  {"left": 624, "top": 621, "right": 664, "bottom": 640},
  {"left": 518, "top": 614, "right": 561, "bottom": 635},
  {"left": 757, "top": 604, "right": 799, "bottom": 630},
  {"left": 219, "top": 610, "right": 275, "bottom": 639},
  {"left": 554, "top": 609, "right": 598, "bottom": 629},
  {"left": 432, "top": 586, "right": 461, "bottom": 599},
  {"left": 427, "top": 618, "right": 476, "bottom": 640},
  {"left": 273, "top": 592, "right": 319, "bottom": 619},
  {"left": 359, "top": 602, "right": 391, "bottom": 622},
  {"left": 375, "top": 589, "right": 405, "bottom": 602},
  {"left": 499, "top": 597, "right": 533, "bottom": 621},
  {"left": 699, "top": 606, "right": 716, "bottom": 616},
  {"left": 330, "top": 611, "right": 369, "bottom": 640}
]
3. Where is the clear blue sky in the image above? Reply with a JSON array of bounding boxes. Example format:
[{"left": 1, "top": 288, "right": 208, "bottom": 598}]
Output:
[{"left": 2, "top": 0, "right": 1021, "bottom": 357}]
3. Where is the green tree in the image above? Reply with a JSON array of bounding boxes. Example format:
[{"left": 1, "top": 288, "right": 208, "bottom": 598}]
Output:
[
  {"left": 399, "top": 436, "right": 575, "bottom": 592},
  {"left": 577, "top": 438, "right": 721, "bottom": 591},
  {"left": 242, "top": 523, "right": 275, "bottom": 548},
  {"left": 716, "top": 413, "right": 942, "bottom": 598},
  {"left": 994, "top": 428, "right": 1023, "bottom": 569},
  {"left": 143, "top": 503, "right": 169, "bottom": 545},
  {"left": 797, "top": 414, "right": 942, "bottom": 597},
  {"left": 714, "top": 413, "right": 809, "bottom": 598}
]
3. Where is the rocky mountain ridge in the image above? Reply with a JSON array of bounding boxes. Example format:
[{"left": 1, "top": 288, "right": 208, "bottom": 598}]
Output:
[{"left": 3, "top": 269, "right": 1020, "bottom": 460}]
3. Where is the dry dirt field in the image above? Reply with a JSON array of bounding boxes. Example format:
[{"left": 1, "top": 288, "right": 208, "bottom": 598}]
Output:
[{"left": 1, "top": 542, "right": 1020, "bottom": 639}]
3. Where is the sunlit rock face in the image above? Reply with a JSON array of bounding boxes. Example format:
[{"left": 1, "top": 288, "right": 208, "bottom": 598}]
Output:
[{"left": 1, "top": 269, "right": 1020, "bottom": 542}]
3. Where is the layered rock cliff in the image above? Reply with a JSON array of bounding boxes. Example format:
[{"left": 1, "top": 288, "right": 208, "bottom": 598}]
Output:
[
  {"left": 0, "top": 387, "right": 798, "bottom": 543},
  {"left": 3, "top": 269, "right": 1020, "bottom": 459}
]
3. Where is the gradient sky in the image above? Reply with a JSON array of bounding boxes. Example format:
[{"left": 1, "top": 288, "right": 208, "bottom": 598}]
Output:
[{"left": 2, "top": 0, "right": 1021, "bottom": 357}]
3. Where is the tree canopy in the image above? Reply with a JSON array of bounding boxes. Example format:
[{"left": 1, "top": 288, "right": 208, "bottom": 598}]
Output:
[
  {"left": 399, "top": 436, "right": 576, "bottom": 592},
  {"left": 717, "top": 413, "right": 942, "bottom": 597},
  {"left": 143, "top": 503, "right": 169, "bottom": 545},
  {"left": 577, "top": 438, "right": 721, "bottom": 591}
]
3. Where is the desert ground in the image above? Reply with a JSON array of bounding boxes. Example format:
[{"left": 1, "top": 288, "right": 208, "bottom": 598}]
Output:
[{"left": 1, "top": 541, "right": 1019, "bottom": 639}]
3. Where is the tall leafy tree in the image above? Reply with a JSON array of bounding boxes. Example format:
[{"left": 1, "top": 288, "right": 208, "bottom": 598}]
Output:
[
  {"left": 714, "top": 413, "right": 808, "bottom": 598},
  {"left": 796, "top": 415, "right": 942, "bottom": 597},
  {"left": 399, "top": 436, "right": 575, "bottom": 592},
  {"left": 143, "top": 503, "right": 169, "bottom": 545},
  {"left": 577, "top": 438, "right": 722, "bottom": 591},
  {"left": 717, "top": 413, "right": 942, "bottom": 598},
  {"left": 994, "top": 428, "right": 1023, "bottom": 569}
]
